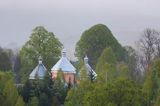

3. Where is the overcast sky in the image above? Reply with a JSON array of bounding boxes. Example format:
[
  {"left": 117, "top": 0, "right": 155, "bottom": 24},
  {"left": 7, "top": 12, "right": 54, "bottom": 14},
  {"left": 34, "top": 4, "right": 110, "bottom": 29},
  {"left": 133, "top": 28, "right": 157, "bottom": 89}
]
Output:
[{"left": 0, "top": 0, "right": 160, "bottom": 59}]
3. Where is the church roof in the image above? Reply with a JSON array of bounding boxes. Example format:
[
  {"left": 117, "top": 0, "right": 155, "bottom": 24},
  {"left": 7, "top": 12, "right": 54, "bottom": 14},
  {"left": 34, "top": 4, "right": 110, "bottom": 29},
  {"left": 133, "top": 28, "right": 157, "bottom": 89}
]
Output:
[
  {"left": 29, "top": 56, "right": 47, "bottom": 79},
  {"left": 51, "top": 51, "right": 76, "bottom": 73}
]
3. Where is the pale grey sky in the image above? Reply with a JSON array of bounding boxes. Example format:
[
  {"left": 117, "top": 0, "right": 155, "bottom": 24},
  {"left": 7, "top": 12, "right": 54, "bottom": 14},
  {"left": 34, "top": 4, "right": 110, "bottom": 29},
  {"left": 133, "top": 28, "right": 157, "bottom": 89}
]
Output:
[{"left": 0, "top": 0, "right": 160, "bottom": 59}]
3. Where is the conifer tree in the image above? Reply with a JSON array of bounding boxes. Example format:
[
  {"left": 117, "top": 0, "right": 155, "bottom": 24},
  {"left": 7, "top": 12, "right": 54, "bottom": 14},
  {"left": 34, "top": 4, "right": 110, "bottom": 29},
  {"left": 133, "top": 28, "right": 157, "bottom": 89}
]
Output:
[
  {"left": 15, "top": 96, "right": 25, "bottom": 106},
  {"left": 96, "top": 47, "right": 117, "bottom": 82},
  {"left": 3, "top": 79, "right": 19, "bottom": 106},
  {"left": 28, "top": 96, "right": 39, "bottom": 106},
  {"left": 142, "top": 59, "right": 160, "bottom": 105}
]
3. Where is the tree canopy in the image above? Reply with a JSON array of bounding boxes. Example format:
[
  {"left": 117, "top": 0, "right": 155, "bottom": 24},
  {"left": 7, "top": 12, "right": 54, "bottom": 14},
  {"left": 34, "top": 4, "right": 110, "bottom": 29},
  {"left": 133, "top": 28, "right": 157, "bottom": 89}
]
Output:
[
  {"left": 19, "top": 26, "right": 62, "bottom": 82},
  {"left": 76, "top": 24, "right": 126, "bottom": 68},
  {"left": 65, "top": 77, "right": 145, "bottom": 106}
]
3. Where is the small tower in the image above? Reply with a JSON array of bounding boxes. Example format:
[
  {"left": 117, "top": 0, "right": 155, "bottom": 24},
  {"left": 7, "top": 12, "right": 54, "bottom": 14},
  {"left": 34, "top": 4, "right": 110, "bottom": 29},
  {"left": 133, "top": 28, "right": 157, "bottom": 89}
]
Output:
[
  {"left": 84, "top": 55, "right": 97, "bottom": 81},
  {"left": 29, "top": 56, "right": 47, "bottom": 80},
  {"left": 51, "top": 50, "right": 76, "bottom": 85}
]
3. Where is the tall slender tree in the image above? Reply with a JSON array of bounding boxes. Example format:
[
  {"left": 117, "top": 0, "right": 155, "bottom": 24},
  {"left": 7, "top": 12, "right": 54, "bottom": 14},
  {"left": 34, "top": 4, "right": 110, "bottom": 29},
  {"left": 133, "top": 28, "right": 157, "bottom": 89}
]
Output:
[
  {"left": 96, "top": 47, "right": 117, "bottom": 82},
  {"left": 0, "top": 49, "right": 12, "bottom": 71}
]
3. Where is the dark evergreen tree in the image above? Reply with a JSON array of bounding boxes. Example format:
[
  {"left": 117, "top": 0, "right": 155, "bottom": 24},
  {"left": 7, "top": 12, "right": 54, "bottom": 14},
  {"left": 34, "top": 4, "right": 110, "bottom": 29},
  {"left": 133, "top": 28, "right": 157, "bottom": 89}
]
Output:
[
  {"left": 39, "top": 93, "right": 50, "bottom": 106},
  {"left": 21, "top": 80, "right": 33, "bottom": 103},
  {"left": 0, "top": 50, "right": 12, "bottom": 71},
  {"left": 13, "top": 54, "right": 21, "bottom": 83},
  {"left": 28, "top": 96, "right": 39, "bottom": 106}
]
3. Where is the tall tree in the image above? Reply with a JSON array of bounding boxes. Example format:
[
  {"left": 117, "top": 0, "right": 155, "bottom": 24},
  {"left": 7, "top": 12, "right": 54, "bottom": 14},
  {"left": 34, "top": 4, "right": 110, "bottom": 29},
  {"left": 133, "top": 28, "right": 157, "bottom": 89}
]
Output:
[
  {"left": 21, "top": 80, "right": 33, "bottom": 103},
  {"left": 136, "top": 28, "right": 159, "bottom": 71},
  {"left": 0, "top": 72, "right": 25, "bottom": 106},
  {"left": 0, "top": 72, "right": 13, "bottom": 106},
  {"left": 0, "top": 49, "right": 12, "bottom": 71},
  {"left": 3, "top": 79, "right": 19, "bottom": 106},
  {"left": 13, "top": 54, "right": 21, "bottom": 83},
  {"left": 96, "top": 47, "right": 117, "bottom": 82},
  {"left": 142, "top": 59, "right": 160, "bottom": 106},
  {"left": 76, "top": 24, "right": 126, "bottom": 68},
  {"left": 124, "top": 46, "right": 142, "bottom": 82},
  {"left": 52, "top": 71, "right": 68, "bottom": 105},
  {"left": 20, "top": 26, "right": 62, "bottom": 82}
]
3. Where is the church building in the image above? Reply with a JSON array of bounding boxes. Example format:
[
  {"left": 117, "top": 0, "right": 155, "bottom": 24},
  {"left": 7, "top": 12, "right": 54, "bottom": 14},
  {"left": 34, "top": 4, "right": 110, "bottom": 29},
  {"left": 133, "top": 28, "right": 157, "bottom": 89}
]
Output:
[
  {"left": 29, "top": 56, "right": 47, "bottom": 80},
  {"left": 51, "top": 50, "right": 76, "bottom": 85}
]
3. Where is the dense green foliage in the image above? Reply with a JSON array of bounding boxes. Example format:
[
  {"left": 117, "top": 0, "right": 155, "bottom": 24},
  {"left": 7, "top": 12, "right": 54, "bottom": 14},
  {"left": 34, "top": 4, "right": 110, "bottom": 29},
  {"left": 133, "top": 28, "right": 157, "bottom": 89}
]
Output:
[
  {"left": 65, "top": 80, "right": 93, "bottom": 106},
  {"left": 0, "top": 47, "right": 12, "bottom": 71},
  {"left": 66, "top": 48, "right": 144, "bottom": 106},
  {"left": 96, "top": 47, "right": 129, "bottom": 82},
  {"left": 15, "top": 96, "right": 25, "bottom": 106},
  {"left": 0, "top": 72, "right": 25, "bottom": 106},
  {"left": 20, "top": 73, "right": 68, "bottom": 106},
  {"left": 96, "top": 47, "right": 117, "bottom": 81},
  {"left": 85, "top": 78, "right": 144, "bottom": 106},
  {"left": 65, "top": 77, "right": 145, "bottom": 106},
  {"left": 76, "top": 24, "right": 126, "bottom": 68},
  {"left": 1, "top": 25, "right": 160, "bottom": 106},
  {"left": 3, "top": 80, "right": 19, "bottom": 106},
  {"left": 19, "top": 26, "right": 62, "bottom": 82},
  {"left": 117, "top": 63, "right": 129, "bottom": 79},
  {"left": 142, "top": 59, "right": 160, "bottom": 106},
  {"left": 69, "top": 26, "right": 160, "bottom": 106},
  {"left": 28, "top": 96, "right": 39, "bottom": 106}
]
